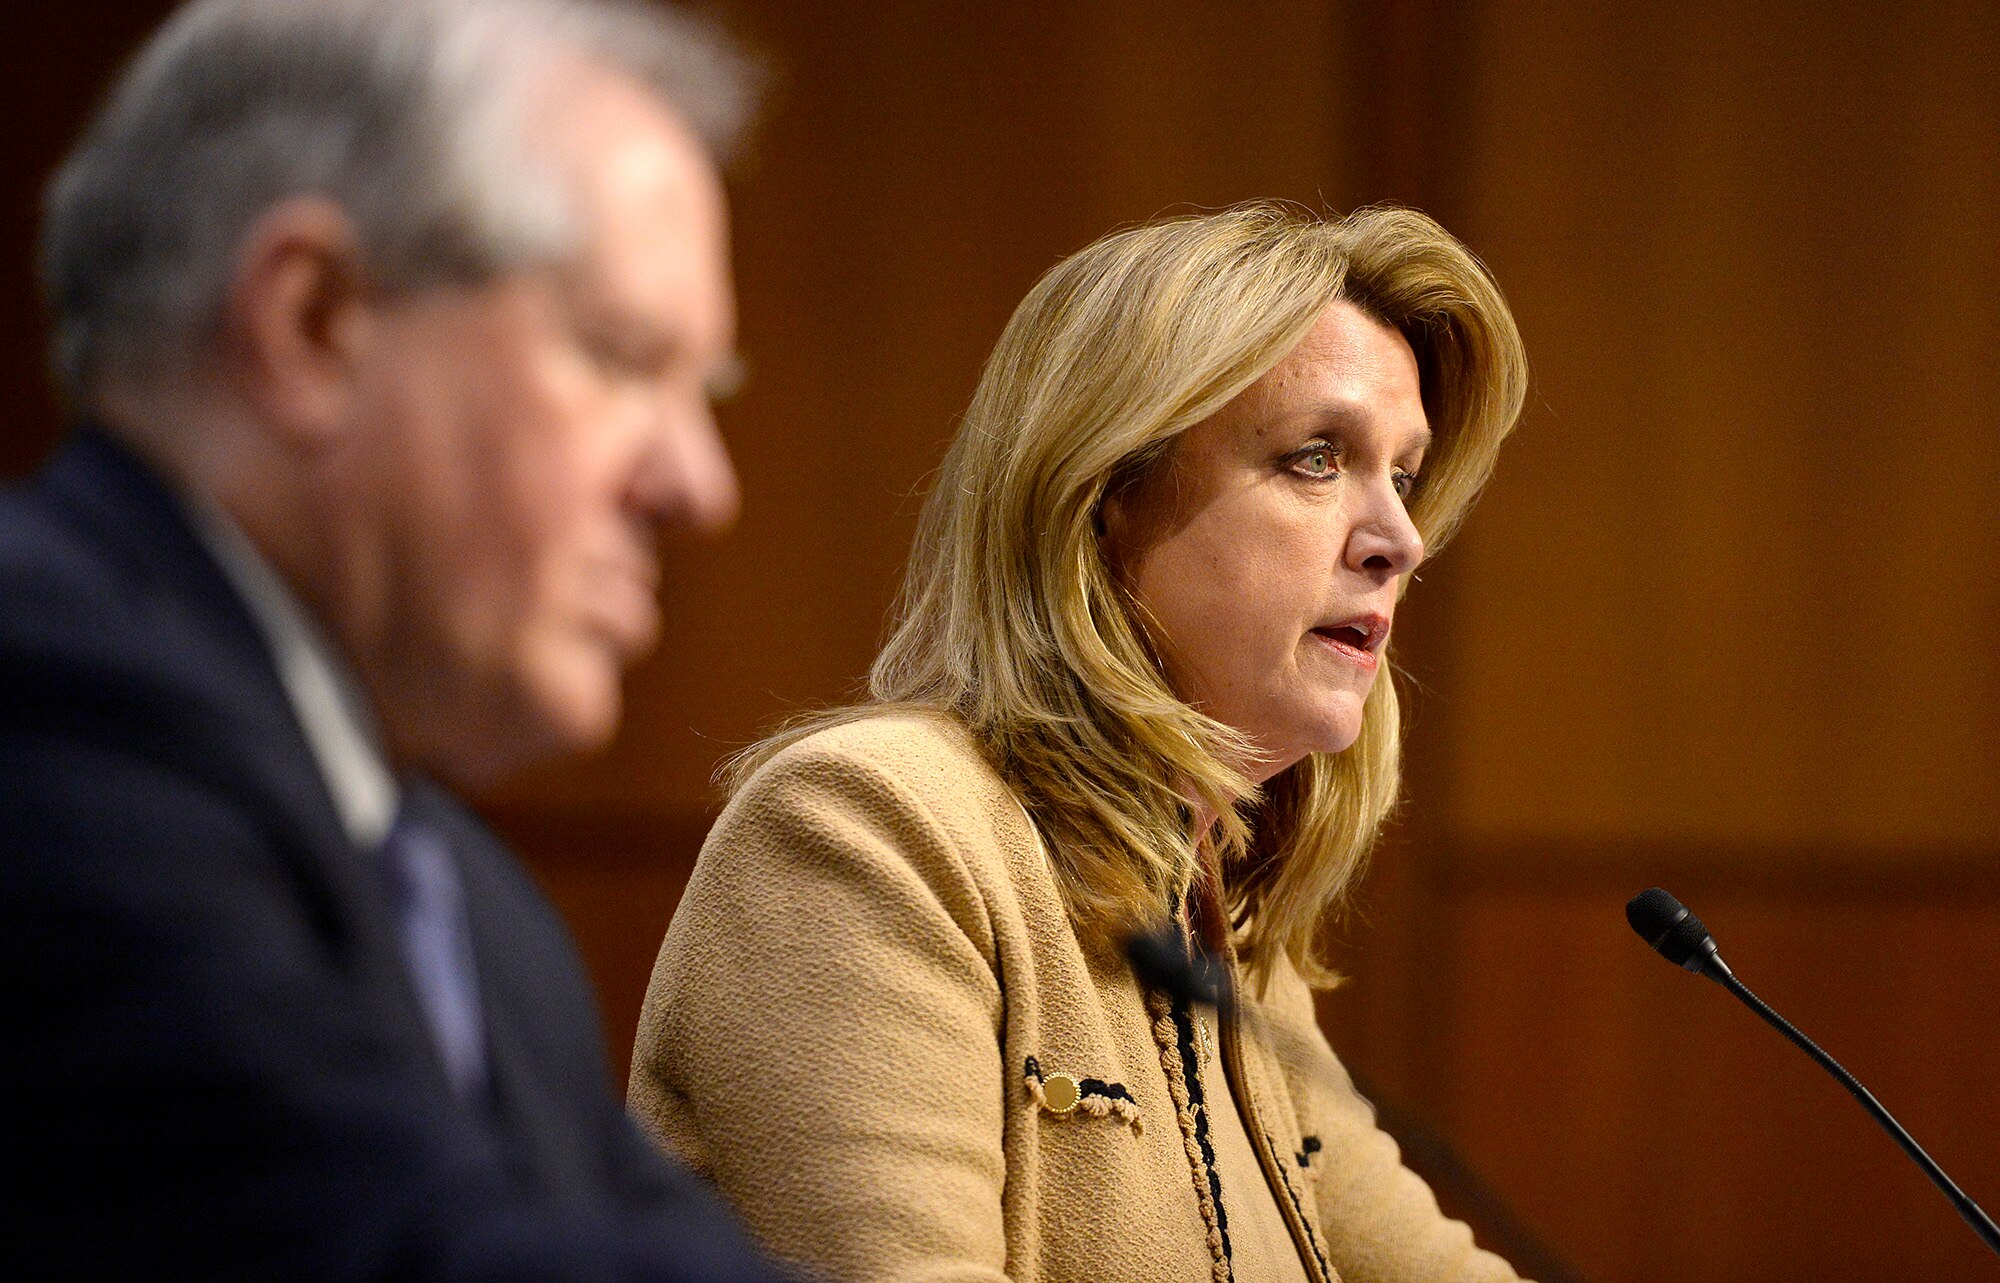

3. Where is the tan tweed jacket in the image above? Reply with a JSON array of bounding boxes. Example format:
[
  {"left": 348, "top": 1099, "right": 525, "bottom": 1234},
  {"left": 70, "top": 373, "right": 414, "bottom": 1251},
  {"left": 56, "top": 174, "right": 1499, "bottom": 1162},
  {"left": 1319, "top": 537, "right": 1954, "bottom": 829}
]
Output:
[{"left": 631, "top": 711, "right": 1524, "bottom": 1283}]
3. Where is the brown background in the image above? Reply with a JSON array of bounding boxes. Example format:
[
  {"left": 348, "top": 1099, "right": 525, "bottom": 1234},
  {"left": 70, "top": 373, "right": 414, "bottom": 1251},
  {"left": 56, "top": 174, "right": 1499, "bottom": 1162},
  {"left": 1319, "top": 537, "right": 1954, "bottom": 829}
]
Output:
[{"left": 5, "top": 3, "right": 1996, "bottom": 1281}]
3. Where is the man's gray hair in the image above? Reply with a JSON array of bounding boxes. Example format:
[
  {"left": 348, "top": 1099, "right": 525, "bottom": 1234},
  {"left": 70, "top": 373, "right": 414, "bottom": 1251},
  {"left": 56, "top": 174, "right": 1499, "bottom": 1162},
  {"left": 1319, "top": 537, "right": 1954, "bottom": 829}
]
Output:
[{"left": 41, "top": 0, "right": 759, "bottom": 402}]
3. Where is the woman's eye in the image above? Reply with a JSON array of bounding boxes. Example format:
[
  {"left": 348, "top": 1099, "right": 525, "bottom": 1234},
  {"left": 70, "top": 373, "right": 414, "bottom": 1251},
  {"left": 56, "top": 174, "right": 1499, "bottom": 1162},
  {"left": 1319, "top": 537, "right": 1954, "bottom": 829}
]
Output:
[
  {"left": 1393, "top": 470, "right": 1423, "bottom": 502},
  {"left": 1291, "top": 446, "right": 1338, "bottom": 478}
]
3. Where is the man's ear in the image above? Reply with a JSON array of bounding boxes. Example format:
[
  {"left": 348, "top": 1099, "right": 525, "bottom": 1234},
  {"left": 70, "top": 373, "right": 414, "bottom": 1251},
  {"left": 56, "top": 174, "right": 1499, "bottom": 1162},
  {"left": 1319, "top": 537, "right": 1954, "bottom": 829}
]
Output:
[{"left": 220, "top": 196, "right": 376, "bottom": 449}]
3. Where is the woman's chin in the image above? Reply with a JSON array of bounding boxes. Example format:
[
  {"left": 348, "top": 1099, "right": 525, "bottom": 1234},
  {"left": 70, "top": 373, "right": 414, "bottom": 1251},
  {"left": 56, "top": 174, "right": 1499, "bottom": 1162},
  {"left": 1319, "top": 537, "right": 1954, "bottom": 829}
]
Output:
[
  {"left": 1292, "top": 699, "right": 1367, "bottom": 759},
  {"left": 1308, "top": 726, "right": 1363, "bottom": 759},
  {"left": 1236, "top": 724, "right": 1363, "bottom": 782}
]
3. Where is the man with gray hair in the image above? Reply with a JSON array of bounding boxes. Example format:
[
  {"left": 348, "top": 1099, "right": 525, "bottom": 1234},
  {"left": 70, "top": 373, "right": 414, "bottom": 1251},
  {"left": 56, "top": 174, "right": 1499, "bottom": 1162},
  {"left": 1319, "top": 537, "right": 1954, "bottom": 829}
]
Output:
[{"left": 1, "top": 1, "right": 791, "bottom": 1277}]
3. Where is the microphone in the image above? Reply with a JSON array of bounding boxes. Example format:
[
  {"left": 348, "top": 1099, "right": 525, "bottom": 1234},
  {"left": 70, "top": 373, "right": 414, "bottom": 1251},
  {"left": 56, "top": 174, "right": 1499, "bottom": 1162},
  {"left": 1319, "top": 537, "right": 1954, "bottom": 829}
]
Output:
[
  {"left": 1624, "top": 886, "right": 1732, "bottom": 981},
  {"left": 1626, "top": 887, "right": 2000, "bottom": 1257},
  {"left": 1125, "top": 920, "right": 1233, "bottom": 1014},
  {"left": 1124, "top": 923, "right": 1591, "bottom": 1283}
]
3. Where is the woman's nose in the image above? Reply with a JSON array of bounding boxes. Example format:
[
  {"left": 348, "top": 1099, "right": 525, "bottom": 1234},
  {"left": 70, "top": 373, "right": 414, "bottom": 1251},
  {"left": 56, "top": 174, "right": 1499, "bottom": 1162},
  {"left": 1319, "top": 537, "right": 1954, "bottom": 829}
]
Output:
[{"left": 1344, "top": 481, "right": 1425, "bottom": 578}]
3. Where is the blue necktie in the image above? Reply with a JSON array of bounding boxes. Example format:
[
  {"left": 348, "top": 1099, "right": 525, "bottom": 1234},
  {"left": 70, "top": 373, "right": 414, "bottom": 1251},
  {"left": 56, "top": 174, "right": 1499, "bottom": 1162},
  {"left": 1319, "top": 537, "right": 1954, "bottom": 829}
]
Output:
[{"left": 378, "top": 811, "right": 489, "bottom": 1099}]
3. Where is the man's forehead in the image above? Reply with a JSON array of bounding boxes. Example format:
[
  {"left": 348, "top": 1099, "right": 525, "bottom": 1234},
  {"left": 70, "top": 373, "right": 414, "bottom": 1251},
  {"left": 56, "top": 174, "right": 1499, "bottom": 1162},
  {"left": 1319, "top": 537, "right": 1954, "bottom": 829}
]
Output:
[
  {"left": 539, "top": 62, "right": 732, "bottom": 341},
  {"left": 533, "top": 59, "right": 716, "bottom": 197},
  {"left": 553, "top": 71, "right": 721, "bottom": 236}
]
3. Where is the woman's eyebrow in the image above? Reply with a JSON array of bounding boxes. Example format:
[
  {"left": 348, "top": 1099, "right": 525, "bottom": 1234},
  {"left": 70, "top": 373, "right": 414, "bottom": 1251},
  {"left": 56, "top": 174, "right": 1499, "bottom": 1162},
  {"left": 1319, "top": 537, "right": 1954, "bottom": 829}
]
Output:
[
  {"left": 1287, "top": 405, "right": 1433, "bottom": 457},
  {"left": 1276, "top": 402, "right": 1370, "bottom": 439}
]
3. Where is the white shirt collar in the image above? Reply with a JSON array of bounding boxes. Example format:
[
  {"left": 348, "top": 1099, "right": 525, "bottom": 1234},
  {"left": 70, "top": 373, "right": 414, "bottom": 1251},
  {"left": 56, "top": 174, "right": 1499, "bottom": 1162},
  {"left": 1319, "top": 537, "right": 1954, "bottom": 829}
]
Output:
[{"left": 181, "top": 496, "right": 401, "bottom": 850}]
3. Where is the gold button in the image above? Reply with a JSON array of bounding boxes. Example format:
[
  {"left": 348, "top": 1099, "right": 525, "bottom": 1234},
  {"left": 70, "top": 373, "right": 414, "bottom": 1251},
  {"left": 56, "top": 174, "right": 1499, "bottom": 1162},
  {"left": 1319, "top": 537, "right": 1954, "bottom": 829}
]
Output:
[{"left": 1041, "top": 1073, "right": 1081, "bottom": 1114}]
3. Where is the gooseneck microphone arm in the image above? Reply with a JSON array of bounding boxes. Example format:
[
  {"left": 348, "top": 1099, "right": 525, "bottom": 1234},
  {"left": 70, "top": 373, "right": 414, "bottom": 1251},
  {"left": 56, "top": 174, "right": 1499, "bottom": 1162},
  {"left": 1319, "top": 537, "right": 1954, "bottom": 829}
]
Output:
[
  {"left": 1626, "top": 888, "right": 2000, "bottom": 1258},
  {"left": 1714, "top": 969, "right": 1999, "bottom": 1245}
]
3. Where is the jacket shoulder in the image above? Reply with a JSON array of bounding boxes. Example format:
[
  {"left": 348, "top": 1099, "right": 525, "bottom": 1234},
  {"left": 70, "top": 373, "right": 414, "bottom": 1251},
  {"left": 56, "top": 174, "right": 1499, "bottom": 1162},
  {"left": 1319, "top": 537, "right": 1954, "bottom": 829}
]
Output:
[
  {"left": 0, "top": 482, "right": 129, "bottom": 629},
  {"left": 746, "top": 709, "right": 1000, "bottom": 791},
  {"left": 727, "top": 710, "right": 1032, "bottom": 868},
  {"left": 0, "top": 480, "right": 192, "bottom": 739}
]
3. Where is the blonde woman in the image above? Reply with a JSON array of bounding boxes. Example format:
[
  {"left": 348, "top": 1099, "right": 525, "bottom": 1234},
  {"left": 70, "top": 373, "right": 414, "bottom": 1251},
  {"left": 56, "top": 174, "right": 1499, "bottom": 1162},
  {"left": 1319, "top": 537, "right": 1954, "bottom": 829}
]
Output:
[{"left": 631, "top": 204, "right": 1531, "bottom": 1283}]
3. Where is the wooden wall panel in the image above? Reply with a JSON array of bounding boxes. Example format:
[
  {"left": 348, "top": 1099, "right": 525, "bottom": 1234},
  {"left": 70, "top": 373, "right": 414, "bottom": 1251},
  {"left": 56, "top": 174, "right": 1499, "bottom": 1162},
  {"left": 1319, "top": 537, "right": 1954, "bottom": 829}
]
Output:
[
  {"left": 486, "top": 805, "right": 710, "bottom": 1085},
  {"left": 1320, "top": 3, "right": 2000, "bottom": 1279},
  {"left": 1429, "top": 852, "right": 2000, "bottom": 1282},
  {"left": 1440, "top": 0, "right": 2000, "bottom": 848}
]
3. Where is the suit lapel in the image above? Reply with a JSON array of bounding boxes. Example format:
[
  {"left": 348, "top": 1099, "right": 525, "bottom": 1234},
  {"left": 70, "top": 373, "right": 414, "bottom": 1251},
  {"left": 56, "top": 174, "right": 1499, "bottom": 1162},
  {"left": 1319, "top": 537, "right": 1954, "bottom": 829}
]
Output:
[
  {"left": 43, "top": 428, "right": 610, "bottom": 1191},
  {"left": 36, "top": 428, "right": 456, "bottom": 1092},
  {"left": 397, "top": 780, "right": 603, "bottom": 1199}
]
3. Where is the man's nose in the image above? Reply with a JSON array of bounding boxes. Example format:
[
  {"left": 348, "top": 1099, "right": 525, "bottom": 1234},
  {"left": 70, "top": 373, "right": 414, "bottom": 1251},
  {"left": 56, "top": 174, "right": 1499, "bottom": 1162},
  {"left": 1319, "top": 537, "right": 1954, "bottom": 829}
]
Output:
[{"left": 635, "top": 405, "right": 740, "bottom": 537}]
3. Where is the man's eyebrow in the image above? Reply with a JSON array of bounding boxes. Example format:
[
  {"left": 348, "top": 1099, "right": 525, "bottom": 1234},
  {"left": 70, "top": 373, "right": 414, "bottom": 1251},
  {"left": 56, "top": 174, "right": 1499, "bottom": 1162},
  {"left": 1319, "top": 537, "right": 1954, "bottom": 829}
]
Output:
[{"left": 706, "top": 352, "right": 747, "bottom": 402}]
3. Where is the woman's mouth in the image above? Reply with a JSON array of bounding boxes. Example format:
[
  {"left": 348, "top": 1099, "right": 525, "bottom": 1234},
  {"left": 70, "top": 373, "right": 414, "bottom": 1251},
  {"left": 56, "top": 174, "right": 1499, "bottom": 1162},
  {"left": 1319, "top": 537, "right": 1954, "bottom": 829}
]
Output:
[{"left": 1308, "top": 614, "right": 1388, "bottom": 670}]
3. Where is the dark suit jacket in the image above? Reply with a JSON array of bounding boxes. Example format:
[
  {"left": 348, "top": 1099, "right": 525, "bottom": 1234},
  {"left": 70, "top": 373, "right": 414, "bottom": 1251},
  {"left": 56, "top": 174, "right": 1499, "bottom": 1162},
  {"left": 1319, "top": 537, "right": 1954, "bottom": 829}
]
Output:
[{"left": 0, "top": 430, "right": 786, "bottom": 1281}]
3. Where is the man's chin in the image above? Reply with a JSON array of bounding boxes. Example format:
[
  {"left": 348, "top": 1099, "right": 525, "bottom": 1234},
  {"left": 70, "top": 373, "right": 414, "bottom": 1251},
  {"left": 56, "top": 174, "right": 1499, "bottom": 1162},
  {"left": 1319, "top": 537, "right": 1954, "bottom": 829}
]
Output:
[
  {"left": 436, "top": 669, "right": 624, "bottom": 791},
  {"left": 532, "top": 667, "right": 626, "bottom": 758}
]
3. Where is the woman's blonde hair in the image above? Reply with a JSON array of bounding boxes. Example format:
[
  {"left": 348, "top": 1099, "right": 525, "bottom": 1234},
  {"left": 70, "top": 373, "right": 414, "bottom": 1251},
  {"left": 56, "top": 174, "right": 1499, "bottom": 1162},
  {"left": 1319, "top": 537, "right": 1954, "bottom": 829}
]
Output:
[{"left": 730, "top": 202, "right": 1526, "bottom": 987}]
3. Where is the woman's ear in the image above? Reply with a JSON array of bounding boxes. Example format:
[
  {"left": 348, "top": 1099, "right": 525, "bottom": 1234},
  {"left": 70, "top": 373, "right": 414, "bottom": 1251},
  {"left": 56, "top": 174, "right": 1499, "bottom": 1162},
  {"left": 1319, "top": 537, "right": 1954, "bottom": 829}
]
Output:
[
  {"left": 219, "top": 196, "right": 377, "bottom": 450},
  {"left": 1096, "top": 485, "right": 1135, "bottom": 573},
  {"left": 1096, "top": 435, "right": 1190, "bottom": 565},
  {"left": 1097, "top": 457, "right": 1164, "bottom": 576}
]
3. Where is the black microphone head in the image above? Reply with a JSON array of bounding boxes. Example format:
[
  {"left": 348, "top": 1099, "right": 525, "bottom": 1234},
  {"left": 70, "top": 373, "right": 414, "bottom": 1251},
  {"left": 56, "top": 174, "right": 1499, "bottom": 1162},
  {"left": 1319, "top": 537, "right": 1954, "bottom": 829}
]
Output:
[
  {"left": 1626, "top": 887, "right": 1720, "bottom": 972},
  {"left": 1125, "top": 923, "right": 1232, "bottom": 1012}
]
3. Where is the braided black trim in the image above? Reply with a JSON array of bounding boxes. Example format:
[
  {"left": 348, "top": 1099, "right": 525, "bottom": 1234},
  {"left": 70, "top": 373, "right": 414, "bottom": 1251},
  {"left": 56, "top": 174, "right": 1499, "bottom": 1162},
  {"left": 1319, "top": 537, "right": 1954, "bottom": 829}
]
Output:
[
  {"left": 1023, "top": 1056, "right": 1138, "bottom": 1108},
  {"left": 1267, "top": 1124, "right": 1332, "bottom": 1279},
  {"left": 1077, "top": 1076, "right": 1136, "bottom": 1104},
  {"left": 1173, "top": 999, "right": 1233, "bottom": 1277}
]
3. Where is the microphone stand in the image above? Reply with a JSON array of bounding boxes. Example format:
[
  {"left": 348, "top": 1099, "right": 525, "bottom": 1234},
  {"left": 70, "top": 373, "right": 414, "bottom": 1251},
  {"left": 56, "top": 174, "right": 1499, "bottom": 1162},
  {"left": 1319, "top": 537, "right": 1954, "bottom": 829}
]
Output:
[
  {"left": 1629, "top": 887, "right": 2000, "bottom": 1259},
  {"left": 1716, "top": 968, "right": 2000, "bottom": 1256}
]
